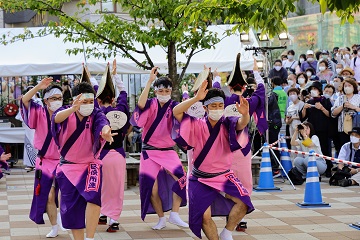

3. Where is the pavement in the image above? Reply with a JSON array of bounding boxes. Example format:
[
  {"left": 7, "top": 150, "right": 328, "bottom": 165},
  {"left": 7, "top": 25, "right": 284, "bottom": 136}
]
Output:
[{"left": 1, "top": 165, "right": 360, "bottom": 240}]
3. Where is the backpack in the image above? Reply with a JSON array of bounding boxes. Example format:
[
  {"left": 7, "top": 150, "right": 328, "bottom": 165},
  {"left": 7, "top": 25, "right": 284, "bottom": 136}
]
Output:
[
  {"left": 329, "top": 166, "right": 351, "bottom": 186},
  {"left": 288, "top": 167, "right": 305, "bottom": 185}
]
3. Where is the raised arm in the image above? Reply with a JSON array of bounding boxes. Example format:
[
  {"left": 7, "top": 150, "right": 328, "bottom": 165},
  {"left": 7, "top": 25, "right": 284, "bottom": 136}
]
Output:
[
  {"left": 54, "top": 94, "right": 82, "bottom": 123},
  {"left": 137, "top": 67, "right": 158, "bottom": 110},
  {"left": 22, "top": 77, "right": 52, "bottom": 109},
  {"left": 173, "top": 80, "right": 208, "bottom": 122}
]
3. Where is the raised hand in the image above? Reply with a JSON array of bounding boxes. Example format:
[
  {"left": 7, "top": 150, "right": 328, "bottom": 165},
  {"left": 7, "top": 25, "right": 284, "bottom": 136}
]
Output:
[
  {"left": 37, "top": 77, "right": 53, "bottom": 90},
  {"left": 112, "top": 59, "right": 117, "bottom": 75},
  {"left": 181, "top": 84, "right": 188, "bottom": 92},
  {"left": 0, "top": 152, "right": 11, "bottom": 161},
  {"left": 213, "top": 68, "right": 219, "bottom": 77},
  {"left": 195, "top": 80, "right": 208, "bottom": 101},
  {"left": 236, "top": 97, "right": 249, "bottom": 115},
  {"left": 149, "top": 67, "right": 159, "bottom": 83},
  {"left": 71, "top": 94, "right": 83, "bottom": 112},
  {"left": 101, "top": 125, "right": 118, "bottom": 144}
]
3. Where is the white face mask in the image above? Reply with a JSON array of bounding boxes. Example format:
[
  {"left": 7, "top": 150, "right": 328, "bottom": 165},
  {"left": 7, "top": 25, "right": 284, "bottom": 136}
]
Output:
[
  {"left": 336, "top": 68, "right": 342, "bottom": 74},
  {"left": 157, "top": 94, "right": 171, "bottom": 103},
  {"left": 319, "top": 66, "right": 326, "bottom": 72},
  {"left": 48, "top": 101, "right": 63, "bottom": 112},
  {"left": 287, "top": 55, "right": 294, "bottom": 60},
  {"left": 287, "top": 80, "right": 294, "bottom": 86},
  {"left": 307, "top": 57, "right": 314, "bottom": 62},
  {"left": 350, "top": 135, "right": 360, "bottom": 144},
  {"left": 299, "top": 58, "right": 305, "bottom": 63},
  {"left": 344, "top": 86, "right": 354, "bottom": 95},
  {"left": 274, "top": 66, "right": 282, "bottom": 71},
  {"left": 306, "top": 72, "right": 312, "bottom": 77},
  {"left": 345, "top": 54, "right": 350, "bottom": 59},
  {"left": 289, "top": 95, "right": 298, "bottom": 102},
  {"left": 323, "top": 93, "right": 331, "bottom": 99},
  {"left": 310, "top": 90, "right": 319, "bottom": 97},
  {"left": 298, "top": 78, "right": 305, "bottom": 85},
  {"left": 208, "top": 109, "right": 224, "bottom": 121},
  {"left": 333, "top": 82, "right": 340, "bottom": 89},
  {"left": 79, "top": 103, "right": 94, "bottom": 117}
]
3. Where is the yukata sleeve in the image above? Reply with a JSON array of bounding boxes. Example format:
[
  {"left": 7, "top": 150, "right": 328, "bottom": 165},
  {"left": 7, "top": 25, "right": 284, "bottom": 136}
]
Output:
[
  {"left": 92, "top": 108, "right": 110, "bottom": 156},
  {"left": 130, "top": 98, "right": 154, "bottom": 128},
  {"left": 172, "top": 114, "right": 200, "bottom": 150},
  {"left": 0, "top": 146, "right": 3, "bottom": 156},
  {"left": 248, "top": 83, "right": 268, "bottom": 134},
  {"left": 51, "top": 106, "right": 69, "bottom": 146},
  {"left": 20, "top": 99, "right": 43, "bottom": 129},
  {"left": 224, "top": 116, "right": 249, "bottom": 152}
]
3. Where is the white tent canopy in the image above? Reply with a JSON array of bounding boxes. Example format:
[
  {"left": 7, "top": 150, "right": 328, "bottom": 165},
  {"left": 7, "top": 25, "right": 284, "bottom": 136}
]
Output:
[{"left": 0, "top": 25, "right": 259, "bottom": 76}]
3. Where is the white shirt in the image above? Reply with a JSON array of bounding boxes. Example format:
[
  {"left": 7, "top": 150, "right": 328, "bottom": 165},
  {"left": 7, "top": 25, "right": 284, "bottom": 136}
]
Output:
[
  {"left": 282, "top": 59, "right": 298, "bottom": 72},
  {"left": 287, "top": 100, "right": 305, "bottom": 136}
]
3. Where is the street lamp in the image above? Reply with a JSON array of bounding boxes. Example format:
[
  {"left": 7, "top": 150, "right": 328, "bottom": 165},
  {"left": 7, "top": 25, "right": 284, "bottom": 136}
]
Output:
[
  {"left": 257, "top": 33, "right": 269, "bottom": 42},
  {"left": 278, "top": 32, "right": 289, "bottom": 40},
  {"left": 240, "top": 32, "right": 250, "bottom": 43}
]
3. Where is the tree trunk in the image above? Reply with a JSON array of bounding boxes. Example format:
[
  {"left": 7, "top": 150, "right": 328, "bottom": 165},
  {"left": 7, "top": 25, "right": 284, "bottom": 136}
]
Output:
[{"left": 168, "top": 41, "right": 180, "bottom": 101}]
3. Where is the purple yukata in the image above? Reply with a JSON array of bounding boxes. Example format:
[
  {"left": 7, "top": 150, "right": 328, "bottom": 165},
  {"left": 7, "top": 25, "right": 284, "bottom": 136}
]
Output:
[
  {"left": 20, "top": 100, "right": 60, "bottom": 224},
  {"left": 224, "top": 83, "right": 268, "bottom": 194},
  {"left": 51, "top": 107, "right": 109, "bottom": 229},
  {"left": 173, "top": 114, "right": 255, "bottom": 238},
  {"left": 130, "top": 98, "right": 187, "bottom": 221}
]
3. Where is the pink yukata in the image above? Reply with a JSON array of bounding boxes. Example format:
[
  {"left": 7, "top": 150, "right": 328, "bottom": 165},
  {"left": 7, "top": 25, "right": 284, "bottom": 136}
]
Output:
[
  {"left": 20, "top": 99, "right": 60, "bottom": 224},
  {"left": 173, "top": 115, "right": 255, "bottom": 239},
  {"left": 51, "top": 107, "right": 109, "bottom": 229},
  {"left": 99, "top": 90, "right": 129, "bottom": 221},
  {"left": 224, "top": 83, "right": 268, "bottom": 195},
  {"left": 0, "top": 146, "right": 9, "bottom": 180},
  {"left": 130, "top": 98, "right": 187, "bottom": 221}
]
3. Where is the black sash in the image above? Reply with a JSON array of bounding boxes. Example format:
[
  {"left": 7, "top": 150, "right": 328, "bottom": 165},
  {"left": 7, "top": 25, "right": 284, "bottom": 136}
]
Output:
[
  {"left": 193, "top": 118, "right": 222, "bottom": 169},
  {"left": 38, "top": 110, "right": 52, "bottom": 158},
  {"left": 60, "top": 116, "right": 88, "bottom": 157},
  {"left": 143, "top": 100, "right": 172, "bottom": 144}
]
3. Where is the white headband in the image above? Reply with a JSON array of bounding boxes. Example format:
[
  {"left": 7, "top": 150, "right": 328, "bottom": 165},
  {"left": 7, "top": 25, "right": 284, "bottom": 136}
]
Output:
[
  {"left": 72, "top": 93, "right": 95, "bottom": 100},
  {"left": 44, "top": 88, "right": 62, "bottom": 99},
  {"left": 204, "top": 96, "right": 224, "bottom": 106},
  {"left": 154, "top": 84, "right": 172, "bottom": 91}
]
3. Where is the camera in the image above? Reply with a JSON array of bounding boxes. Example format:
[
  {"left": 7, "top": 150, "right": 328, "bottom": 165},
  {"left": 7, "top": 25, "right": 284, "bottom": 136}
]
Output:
[{"left": 297, "top": 124, "right": 304, "bottom": 130}]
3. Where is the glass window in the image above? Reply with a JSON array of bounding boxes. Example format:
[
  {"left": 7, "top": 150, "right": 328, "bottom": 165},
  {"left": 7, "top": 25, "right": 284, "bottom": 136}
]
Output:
[{"left": 101, "top": 0, "right": 115, "bottom": 13}]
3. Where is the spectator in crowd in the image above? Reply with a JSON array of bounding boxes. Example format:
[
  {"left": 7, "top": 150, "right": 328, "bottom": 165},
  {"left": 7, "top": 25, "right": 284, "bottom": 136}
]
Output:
[
  {"left": 340, "top": 67, "right": 355, "bottom": 79},
  {"left": 332, "top": 47, "right": 339, "bottom": 64},
  {"left": 283, "top": 50, "right": 298, "bottom": 74},
  {"left": 269, "top": 59, "right": 288, "bottom": 82},
  {"left": 323, "top": 84, "right": 336, "bottom": 105},
  {"left": 350, "top": 45, "right": 360, "bottom": 82},
  {"left": 351, "top": 44, "right": 358, "bottom": 58},
  {"left": 284, "top": 73, "right": 298, "bottom": 93},
  {"left": 301, "top": 81, "right": 332, "bottom": 175},
  {"left": 1, "top": 77, "right": 14, "bottom": 103},
  {"left": 301, "top": 50, "right": 318, "bottom": 73},
  {"left": 318, "top": 50, "right": 336, "bottom": 72},
  {"left": 296, "top": 73, "right": 308, "bottom": 91},
  {"left": 317, "top": 60, "right": 334, "bottom": 83},
  {"left": 13, "top": 76, "right": 26, "bottom": 102},
  {"left": 315, "top": 50, "right": 322, "bottom": 61},
  {"left": 336, "top": 127, "right": 360, "bottom": 187},
  {"left": 296, "top": 53, "right": 307, "bottom": 74},
  {"left": 305, "top": 68, "right": 317, "bottom": 82},
  {"left": 290, "top": 122, "right": 327, "bottom": 179},
  {"left": 332, "top": 76, "right": 344, "bottom": 101},
  {"left": 332, "top": 79, "right": 360, "bottom": 148},
  {"left": 271, "top": 76, "right": 288, "bottom": 119},
  {"left": 335, "top": 63, "right": 344, "bottom": 76},
  {"left": 286, "top": 88, "right": 305, "bottom": 140}
]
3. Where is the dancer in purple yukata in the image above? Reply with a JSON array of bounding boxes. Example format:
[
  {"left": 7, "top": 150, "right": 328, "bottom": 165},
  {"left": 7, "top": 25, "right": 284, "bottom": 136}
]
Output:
[
  {"left": 173, "top": 81, "right": 255, "bottom": 240},
  {"left": 224, "top": 56, "right": 268, "bottom": 231},
  {"left": 130, "top": 67, "right": 188, "bottom": 230},
  {"left": 21, "top": 78, "right": 64, "bottom": 238},
  {"left": 0, "top": 146, "right": 11, "bottom": 180},
  {"left": 52, "top": 82, "right": 116, "bottom": 240},
  {"left": 96, "top": 61, "right": 130, "bottom": 232}
]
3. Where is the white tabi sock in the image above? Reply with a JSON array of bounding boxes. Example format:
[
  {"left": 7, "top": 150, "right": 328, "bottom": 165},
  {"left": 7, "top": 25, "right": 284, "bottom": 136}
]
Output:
[
  {"left": 219, "top": 228, "right": 233, "bottom": 240},
  {"left": 46, "top": 225, "right": 59, "bottom": 238},
  {"left": 152, "top": 216, "right": 167, "bottom": 230},
  {"left": 168, "top": 212, "right": 189, "bottom": 228},
  {"left": 109, "top": 218, "right": 119, "bottom": 225},
  {"left": 85, "top": 238, "right": 94, "bottom": 240},
  {"left": 57, "top": 212, "right": 67, "bottom": 231}
]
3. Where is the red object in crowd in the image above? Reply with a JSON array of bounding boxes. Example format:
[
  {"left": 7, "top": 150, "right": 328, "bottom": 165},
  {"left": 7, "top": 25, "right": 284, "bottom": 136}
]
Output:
[{"left": 4, "top": 103, "right": 18, "bottom": 117}]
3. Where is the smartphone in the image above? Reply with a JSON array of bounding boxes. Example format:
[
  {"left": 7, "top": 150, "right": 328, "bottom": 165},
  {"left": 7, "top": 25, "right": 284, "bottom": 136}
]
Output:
[{"left": 35, "top": 169, "right": 42, "bottom": 179}]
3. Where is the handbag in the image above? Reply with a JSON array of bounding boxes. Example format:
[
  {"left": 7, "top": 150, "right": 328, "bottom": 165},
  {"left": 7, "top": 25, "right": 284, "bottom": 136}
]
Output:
[
  {"left": 329, "top": 166, "right": 351, "bottom": 186},
  {"left": 344, "top": 112, "right": 353, "bottom": 134},
  {"left": 288, "top": 167, "right": 305, "bottom": 185}
]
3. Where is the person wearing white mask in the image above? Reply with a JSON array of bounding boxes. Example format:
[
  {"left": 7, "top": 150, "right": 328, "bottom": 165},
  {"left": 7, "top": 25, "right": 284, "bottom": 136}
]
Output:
[
  {"left": 173, "top": 83, "right": 253, "bottom": 240},
  {"left": 129, "top": 67, "right": 189, "bottom": 230},
  {"left": 53, "top": 82, "right": 116, "bottom": 240},
  {"left": 21, "top": 78, "right": 64, "bottom": 238},
  {"left": 300, "top": 50, "right": 318, "bottom": 73},
  {"left": 317, "top": 50, "right": 336, "bottom": 73},
  {"left": 323, "top": 84, "right": 335, "bottom": 105},
  {"left": 332, "top": 79, "right": 360, "bottom": 149},
  {"left": 282, "top": 50, "right": 298, "bottom": 74},
  {"left": 285, "top": 88, "right": 305, "bottom": 139},
  {"left": 317, "top": 60, "right": 334, "bottom": 83},
  {"left": 296, "top": 73, "right": 308, "bottom": 93},
  {"left": 350, "top": 45, "right": 360, "bottom": 82},
  {"left": 336, "top": 127, "right": 360, "bottom": 187},
  {"left": 283, "top": 73, "right": 299, "bottom": 93},
  {"left": 335, "top": 63, "right": 344, "bottom": 76},
  {"left": 269, "top": 59, "right": 288, "bottom": 82}
]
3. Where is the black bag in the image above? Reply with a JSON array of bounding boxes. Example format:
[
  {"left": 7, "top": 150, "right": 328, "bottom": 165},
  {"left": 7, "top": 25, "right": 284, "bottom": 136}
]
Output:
[
  {"left": 288, "top": 167, "right": 305, "bottom": 185},
  {"left": 329, "top": 166, "right": 351, "bottom": 186}
]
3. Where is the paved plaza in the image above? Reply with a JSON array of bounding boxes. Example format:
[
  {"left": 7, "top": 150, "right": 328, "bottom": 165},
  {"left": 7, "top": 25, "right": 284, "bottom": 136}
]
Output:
[{"left": 0, "top": 165, "right": 360, "bottom": 240}]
